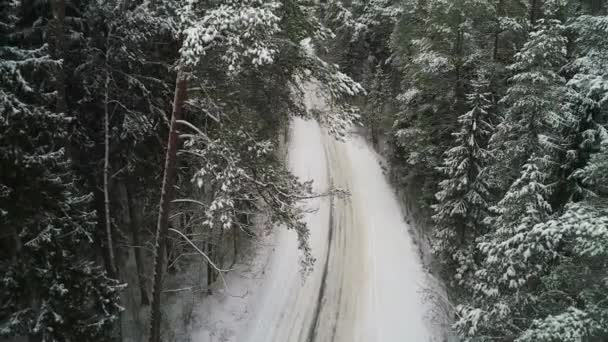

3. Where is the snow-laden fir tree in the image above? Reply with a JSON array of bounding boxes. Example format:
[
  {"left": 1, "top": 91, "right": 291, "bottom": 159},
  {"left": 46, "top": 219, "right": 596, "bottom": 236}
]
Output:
[
  {"left": 456, "top": 158, "right": 554, "bottom": 339},
  {"left": 0, "top": 2, "right": 122, "bottom": 340},
  {"left": 432, "top": 74, "right": 493, "bottom": 279}
]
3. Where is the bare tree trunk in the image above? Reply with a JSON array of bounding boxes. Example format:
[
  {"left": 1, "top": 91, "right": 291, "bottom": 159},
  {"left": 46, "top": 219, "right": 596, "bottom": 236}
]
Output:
[
  {"left": 148, "top": 73, "right": 188, "bottom": 342},
  {"left": 218, "top": 228, "right": 225, "bottom": 271},
  {"left": 125, "top": 180, "right": 150, "bottom": 305},
  {"left": 102, "top": 35, "right": 122, "bottom": 341},
  {"left": 8, "top": 226, "right": 21, "bottom": 263},
  {"left": 206, "top": 240, "right": 214, "bottom": 295},
  {"left": 370, "top": 126, "right": 379, "bottom": 149},
  {"left": 232, "top": 228, "right": 238, "bottom": 267},
  {"left": 104, "top": 53, "right": 116, "bottom": 278}
]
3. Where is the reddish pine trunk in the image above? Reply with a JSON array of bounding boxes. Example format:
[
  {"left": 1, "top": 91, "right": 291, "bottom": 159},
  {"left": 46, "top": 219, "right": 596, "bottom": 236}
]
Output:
[{"left": 148, "top": 73, "right": 188, "bottom": 342}]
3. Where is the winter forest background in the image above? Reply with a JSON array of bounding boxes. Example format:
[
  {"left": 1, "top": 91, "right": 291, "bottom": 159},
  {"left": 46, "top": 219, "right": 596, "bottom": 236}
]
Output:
[{"left": 1, "top": 0, "right": 607, "bottom": 341}]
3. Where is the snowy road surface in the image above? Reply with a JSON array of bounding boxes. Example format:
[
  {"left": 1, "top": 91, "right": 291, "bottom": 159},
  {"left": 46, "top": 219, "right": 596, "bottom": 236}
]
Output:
[
  {"left": 188, "top": 82, "right": 437, "bottom": 342},
  {"left": 237, "top": 83, "right": 434, "bottom": 342}
]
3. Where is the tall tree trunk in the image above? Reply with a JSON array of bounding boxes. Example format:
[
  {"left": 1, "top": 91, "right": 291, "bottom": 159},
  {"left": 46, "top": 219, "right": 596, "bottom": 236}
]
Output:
[
  {"left": 9, "top": 226, "right": 21, "bottom": 263},
  {"left": 218, "top": 228, "right": 225, "bottom": 272},
  {"left": 102, "top": 34, "right": 122, "bottom": 341},
  {"left": 103, "top": 55, "right": 116, "bottom": 278},
  {"left": 529, "top": 0, "right": 539, "bottom": 26},
  {"left": 232, "top": 228, "right": 238, "bottom": 267},
  {"left": 592, "top": 0, "right": 606, "bottom": 14},
  {"left": 125, "top": 180, "right": 150, "bottom": 305},
  {"left": 148, "top": 73, "right": 188, "bottom": 342},
  {"left": 453, "top": 29, "right": 466, "bottom": 115},
  {"left": 493, "top": 0, "right": 504, "bottom": 62},
  {"left": 50, "top": 0, "right": 67, "bottom": 114}
]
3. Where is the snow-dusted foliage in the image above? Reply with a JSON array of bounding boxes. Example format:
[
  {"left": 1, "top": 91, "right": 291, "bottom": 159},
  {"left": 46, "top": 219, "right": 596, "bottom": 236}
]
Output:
[
  {"left": 574, "top": 129, "right": 608, "bottom": 196},
  {"left": 179, "top": 0, "right": 364, "bottom": 139},
  {"left": 324, "top": 0, "right": 402, "bottom": 41},
  {"left": 302, "top": 64, "right": 364, "bottom": 139},
  {"left": 78, "top": 0, "right": 177, "bottom": 153},
  {"left": 180, "top": 0, "right": 282, "bottom": 73},
  {"left": 0, "top": 3, "right": 122, "bottom": 339},
  {"left": 184, "top": 123, "right": 317, "bottom": 270}
]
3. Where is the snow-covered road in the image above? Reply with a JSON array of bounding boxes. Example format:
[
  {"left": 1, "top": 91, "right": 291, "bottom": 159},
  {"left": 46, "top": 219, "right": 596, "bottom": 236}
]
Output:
[{"left": 188, "top": 82, "right": 437, "bottom": 342}]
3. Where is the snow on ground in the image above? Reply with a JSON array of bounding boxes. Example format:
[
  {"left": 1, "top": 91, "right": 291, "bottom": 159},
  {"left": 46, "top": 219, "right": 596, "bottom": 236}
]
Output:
[{"left": 186, "top": 82, "right": 442, "bottom": 341}]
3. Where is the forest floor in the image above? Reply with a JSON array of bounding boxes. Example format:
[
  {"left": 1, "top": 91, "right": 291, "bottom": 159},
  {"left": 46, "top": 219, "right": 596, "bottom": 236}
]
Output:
[{"left": 181, "top": 82, "right": 448, "bottom": 342}]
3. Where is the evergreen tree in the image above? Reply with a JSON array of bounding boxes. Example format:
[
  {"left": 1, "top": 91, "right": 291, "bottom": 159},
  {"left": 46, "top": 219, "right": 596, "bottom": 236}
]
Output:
[
  {"left": 0, "top": 2, "right": 122, "bottom": 340},
  {"left": 456, "top": 158, "right": 554, "bottom": 339},
  {"left": 490, "top": 18, "right": 569, "bottom": 189}
]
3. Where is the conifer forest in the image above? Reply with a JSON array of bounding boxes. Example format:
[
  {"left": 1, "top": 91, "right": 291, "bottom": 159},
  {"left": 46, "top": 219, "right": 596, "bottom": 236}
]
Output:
[{"left": 1, "top": 0, "right": 607, "bottom": 341}]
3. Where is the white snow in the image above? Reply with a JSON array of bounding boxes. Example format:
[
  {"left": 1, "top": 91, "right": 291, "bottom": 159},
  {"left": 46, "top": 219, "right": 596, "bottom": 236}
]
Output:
[{"left": 186, "top": 82, "right": 439, "bottom": 341}]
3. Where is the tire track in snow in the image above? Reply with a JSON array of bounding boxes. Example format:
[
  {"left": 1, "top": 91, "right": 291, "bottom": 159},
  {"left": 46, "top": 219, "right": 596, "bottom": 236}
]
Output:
[
  {"left": 310, "top": 131, "right": 371, "bottom": 342},
  {"left": 305, "top": 197, "right": 334, "bottom": 342}
]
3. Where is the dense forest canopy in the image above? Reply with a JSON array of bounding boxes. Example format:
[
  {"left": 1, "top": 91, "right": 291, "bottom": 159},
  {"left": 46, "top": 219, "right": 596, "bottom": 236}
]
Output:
[{"left": 1, "top": 0, "right": 607, "bottom": 341}]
